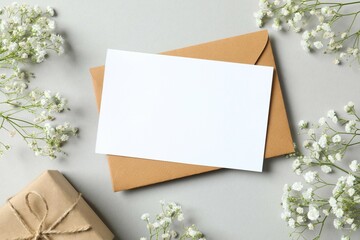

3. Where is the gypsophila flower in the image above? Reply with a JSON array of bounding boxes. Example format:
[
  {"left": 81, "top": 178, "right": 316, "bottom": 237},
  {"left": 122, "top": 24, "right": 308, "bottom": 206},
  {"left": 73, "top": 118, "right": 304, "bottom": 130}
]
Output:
[
  {"left": 307, "top": 128, "right": 315, "bottom": 137},
  {"left": 350, "top": 160, "right": 359, "bottom": 172},
  {"left": 141, "top": 213, "right": 150, "bottom": 221},
  {"left": 314, "top": 41, "right": 324, "bottom": 49},
  {"left": 308, "top": 223, "right": 314, "bottom": 230},
  {"left": 296, "top": 207, "right": 303, "bottom": 214},
  {"left": 307, "top": 205, "right": 320, "bottom": 221},
  {"left": 344, "top": 101, "right": 355, "bottom": 114},
  {"left": 345, "top": 120, "right": 357, "bottom": 133},
  {"left": 298, "top": 120, "right": 308, "bottom": 129},
  {"left": 288, "top": 218, "right": 296, "bottom": 228},
  {"left": 323, "top": 209, "right": 329, "bottom": 216},
  {"left": 321, "top": 165, "right": 332, "bottom": 174},
  {"left": 141, "top": 201, "right": 205, "bottom": 240},
  {"left": 292, "top": 182, "right": 303, "bottom": 191},
  {"left": 318, "top": 134, "right": 328, "bottom": 148},
  {"left": 304, "top": 171, "right": 317, "bottom": 183},
  {"left": 282, "top": 102, "right": 360, "bottom": 240},
  {"left": 255, "top": 0, "right": 360, "bottom": 66},
  {"left": 348, "top": 188, "right": 355, "bottom": 197},
  {"left": 0, "top": 3, "right": 76, "bottom": 159},
  {"left": 318, "top": 117, "right": 326, "bottom": 126},
  {"left": 332, "top": 134, "right": 342, "bottom": 143}
]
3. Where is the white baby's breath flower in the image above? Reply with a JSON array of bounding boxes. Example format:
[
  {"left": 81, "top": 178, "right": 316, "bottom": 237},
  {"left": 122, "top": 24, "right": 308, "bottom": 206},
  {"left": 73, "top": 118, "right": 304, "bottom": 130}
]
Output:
[
  {"left": 318, "top": 134, "right": 328, "bottom": 148},
  {"left": 293, "top": 12, "right": 302, "bottom": 22},
  {"left": 314, "top": 41, "right": 323, "bottom": 49},
  {"left": 283, "top": 183, "right": 290, "bottom": 192},
  {"left": 46, "top": 6, "right": 55, "bottom": 16},
  {"left": 162, "top": 233, "right": 170, "bottom": 239},
  {"left": 141, "top": 213, "right": 150, "bottom": 221},
  {"left": 327, "top": 110, "right": 336, "bottom": 118},
  {"left": 332, "top": 135, "right": 341, "bottom": 143},
  {"left": 297, "top": 216, "right": 304, "bottom": 223},
  {"left": 335, "top": 152, "right": 342, "bottom": 161},
  {"left": 346, "top": 175, "right": 355, "bottom": 187},
  {"left": 345, "top": 120, "right": 356, "bottom": 133},
  {"left": 272, "top": 18, "right": 282, "bottom": 31},
  {"left": 334, "top": 219, "right": 342, "bottom": 229},
  {"left": 308, "top": 223, "right": 314, "bottom": 230},
  {"left": 302, "top": 188, "right": 313, "bottom": 200},
  {"left": 302, "top": 30, "right": 311, "bottom": 40},
  {"left": 332, "top": 116, "right": 338, "bottom": 124},
  {"left": 344, "top": 101, "right": 355, "bottom": 113},
  {"left": 298, "top": 120, "right": 308, "bottom": 129},
  {"left": 348, "top": 188, "right": 355, "bottom": 197},
  {"left": 301, "top": 40, "right": 311, "bottom": 52},
  {"left": 307, "top": 128, "right": 315, "bottom": 137},
  {"left": 346, "top": 218, "right": 354, "bottom": 225},
  {"left": 296, "top": 207, "right": 304, "bottom": 214},
  {"left": 292, "top": 182, "right": 303, "bottom": 191},
  {"left": 333, "top": 58, "right": 340, "bottom": 65},
  {"left": 304, "top": 171, "right": 317, "bottom": 183},
  {"left": 303, "top": 140, "right": 311, "bottom": 148},
  {"left": 349, "top": 160, "right": 359, "bottom": 172},
  {"left": 321, "top": 23, "right": 331, "bottom": 32},
  {"left": 335, "top": 208, "right": 344, "bottom": 218},
  {"left": 318, "top": 117, "right": 326, "bottom": 126},
  {"left": 321, "top": 165, "right": 332, "bottom": 174},
  {"left": 307, "top": 205, "right": 320, "bottom": 221},
  {"left": 303, "top": 156, "right": 313, "bottom": 165},
  {"left": 288, "top": 218, "right": 296, "bottom": 228},
  {"left": 323, "top": 209, "right": 329, "bottom": 216},
  {"left": 256, "top": 18, "right": 263, "bottom": 27},
  {"left": 351, "top": 223, "right": 357, "bottom": 230},
  {"left": 292, "top": 159, "right": 301, "bottom": 170},
  {"left": 312, "top": 142, "right": 321, "bottom": 151}
]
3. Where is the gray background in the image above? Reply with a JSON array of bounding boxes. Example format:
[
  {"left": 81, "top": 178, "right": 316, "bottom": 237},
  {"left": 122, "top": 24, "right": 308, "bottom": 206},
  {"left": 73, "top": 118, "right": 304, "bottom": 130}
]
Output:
[{"left": 0, "top": 0, "right": 359, "bottom": 239}]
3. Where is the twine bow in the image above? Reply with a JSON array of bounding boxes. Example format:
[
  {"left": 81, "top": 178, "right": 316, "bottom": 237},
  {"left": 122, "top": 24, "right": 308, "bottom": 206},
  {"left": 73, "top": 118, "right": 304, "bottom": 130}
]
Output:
[{"left": 7, "top": 191, "right": 92, "bottom": 240}]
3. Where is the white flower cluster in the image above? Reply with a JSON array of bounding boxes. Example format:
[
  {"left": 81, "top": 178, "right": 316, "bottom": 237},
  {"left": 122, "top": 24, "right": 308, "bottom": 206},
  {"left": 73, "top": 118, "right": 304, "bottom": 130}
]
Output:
[
  {"left": 329, "top": 175, "right": 359, "bottom": 231},
  {"left": 0, "top": 2, "right": 64, "bottom": 65},
  {"left": 29, "top": 90, "right": 68, "bottom": 122},
  {"left": 140, "top": 201, "right": 206, "bottom": 240},
  {"left": 255, "top": 0, "right": 360, "bottom": 65},
  {"left": 282, "top": 102, "right": 360, "bottom": 239},
  {"left": 0, "top": 3, "right": 76, "bottom": 159},
  {"left": 2, "top": 89, "right": 78, "bottom": 159},
  {"left": 28, "top": 122, "right": 78, "bottom": 159}
]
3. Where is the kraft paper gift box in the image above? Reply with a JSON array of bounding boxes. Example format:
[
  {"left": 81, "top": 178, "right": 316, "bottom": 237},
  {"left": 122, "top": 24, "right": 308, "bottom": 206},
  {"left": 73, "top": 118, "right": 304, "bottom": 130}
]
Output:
[
  {"left": 0, "top": 170, "right": 114, "bottom": 240},
  {"left": 90, "top": 30, "right": 294, "bottom": 191}
]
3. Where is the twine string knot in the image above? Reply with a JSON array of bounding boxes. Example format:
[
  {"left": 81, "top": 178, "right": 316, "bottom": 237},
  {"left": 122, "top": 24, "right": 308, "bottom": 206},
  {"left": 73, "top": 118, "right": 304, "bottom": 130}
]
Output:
[{"left": 7, "top": 191, "right": 91, "bottom": 240}]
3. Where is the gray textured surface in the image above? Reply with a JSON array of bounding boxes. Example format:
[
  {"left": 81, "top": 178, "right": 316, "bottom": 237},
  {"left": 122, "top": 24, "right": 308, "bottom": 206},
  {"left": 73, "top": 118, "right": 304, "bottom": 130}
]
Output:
[{"left": 0, "top": 1, "right": 359, "bottom": 239}]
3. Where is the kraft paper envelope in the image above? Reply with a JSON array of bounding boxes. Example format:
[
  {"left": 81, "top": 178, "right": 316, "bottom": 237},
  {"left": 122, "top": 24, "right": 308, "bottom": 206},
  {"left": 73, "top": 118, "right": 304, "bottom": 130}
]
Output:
[
  {"left": 97, "top": 50, "right": 274, "bottom": 171},
  {"left": 90, "top": 30, "right": 294, "bottom": 191}
]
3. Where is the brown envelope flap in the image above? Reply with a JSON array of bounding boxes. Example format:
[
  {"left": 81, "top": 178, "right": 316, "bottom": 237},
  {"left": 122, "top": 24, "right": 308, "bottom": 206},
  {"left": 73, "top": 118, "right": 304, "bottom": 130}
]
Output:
[{"left": 162, "top": 30, "right": 269, "bottom": 64}]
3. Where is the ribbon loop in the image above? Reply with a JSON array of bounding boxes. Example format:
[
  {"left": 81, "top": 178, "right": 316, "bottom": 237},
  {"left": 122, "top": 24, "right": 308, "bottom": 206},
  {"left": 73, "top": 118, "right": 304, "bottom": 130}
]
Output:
[{"left": 7, "top": 191, "right": 92, "bottom": 240}]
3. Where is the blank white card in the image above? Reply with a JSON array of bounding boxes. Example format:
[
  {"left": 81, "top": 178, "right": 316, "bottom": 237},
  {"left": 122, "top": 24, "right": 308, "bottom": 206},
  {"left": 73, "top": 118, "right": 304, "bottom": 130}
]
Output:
[{"left": 96, "top": 49, "right": 274, "bottom": 171}]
